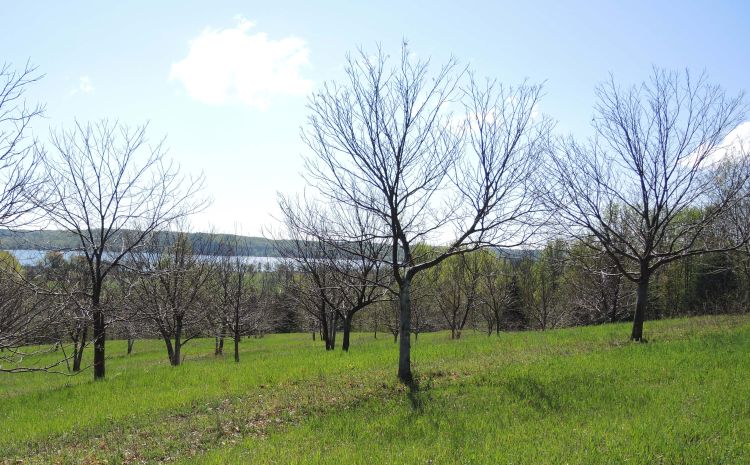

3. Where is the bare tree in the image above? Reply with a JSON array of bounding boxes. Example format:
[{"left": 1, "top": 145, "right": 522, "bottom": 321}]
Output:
[
  {"left": 525, "top": 239, "right": 570, "bottom": 330},
  {"left": 128, "top": 231, "right": 213, "bottom": 366},
  {"left": 0, "top": 254, "right": 51, "bottom": 359},
  {"left": 564, "top": 243, "right": 633, "bottom": 325},
  {"left": 0, "top": 61, "right": 45, "bottom": 227},
  {"left": 272, "top": 216, "right": 342, "bottom": 350},
  {"left": 432, "top": 252, "right": 482, "bottom": 339},
  {"left": 301, "top": 44, "right": 549, "bottom": 382},
  {"left": 35, "top": 120, "right": 206, "bottom": 379},
  {"left": 546, "top": 68, "right": 749, "bottom": 341},
  {"left": 38, "top": 253, "right": 94, "bottom": 372},
  {"left": 475, "top": 251, "right": 513, "bottom": 335},
  {"left": 211, "top": 235, "right": 259, "bottom": 362},
  {"left": 277, "top": 197, "right": 391, "bottom": 351},
  {"left": 0, "top": 61, "right": 50, "bottom": 368}
]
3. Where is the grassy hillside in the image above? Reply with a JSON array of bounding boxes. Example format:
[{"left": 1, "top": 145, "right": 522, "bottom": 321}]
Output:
[{"left": 2, "top": 315, "right": 750, "bottom": 464}]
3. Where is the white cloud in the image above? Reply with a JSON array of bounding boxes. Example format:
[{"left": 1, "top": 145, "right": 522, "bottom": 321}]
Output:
[
  {"left": 68, "top": 76, "right": 93, "bottom": 96},
  {"left": 716, "top": 121, "right": 750, "bottom": 157},
  {"left": 169, "top": 16, "right": 313, "bottom": 109},
  {"left": 696, "top": 121, "right": 750, "bottom": 166}
]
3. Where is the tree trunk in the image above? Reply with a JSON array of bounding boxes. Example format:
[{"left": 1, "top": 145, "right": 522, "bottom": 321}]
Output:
[
  {"left": 92, "top": 297, "right": 105, "bottom": 380},
  {"left": 127, "top": 337, "right": 134, "bottom": 355},
  {"left": 218, "top": 335, "right": 225, "bottom": 355},
  {"left": 397, "top": 277, "right": 412, "bottom": 383},
  {"left": 329, "top": 319, "right": 337, "bottom": 350},
  {"left": 341, "top": 313, "right": 353, "bottom": 352},
  {"left": 321, "top": 315, "right": 330, "bottom": 350},
  {"left": 610, "top": 277, "right": 621, "bottom": 323},
  {"left": 72, "top": 345, "right": 82, "bottom": 372},
  {"left": 312, "top": 331, "right": 316, "bottom": 341},
  {"left": 172, "top": 317, "right": 182, "bottom": 366},
  {"left": 631, "top": 270, "right": 650, "bottom": 341},
  {"left": 72, "top": 324, "right": 87, "bottom": 372},
  {"left": 234, "top": 316, "right": 240, "bottom": 363},
  {"left": 163, "top": 335, "right": 175, "bottom": 365}
]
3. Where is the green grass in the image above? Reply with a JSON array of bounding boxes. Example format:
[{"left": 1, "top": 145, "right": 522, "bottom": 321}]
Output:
[{"left": 2, "top": 315, "right": 750, "bottom": 464}]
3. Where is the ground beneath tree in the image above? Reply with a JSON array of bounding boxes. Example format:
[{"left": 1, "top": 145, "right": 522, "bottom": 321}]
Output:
[{"left": 2, "top": 315, "right": 750, "bottom": 464}]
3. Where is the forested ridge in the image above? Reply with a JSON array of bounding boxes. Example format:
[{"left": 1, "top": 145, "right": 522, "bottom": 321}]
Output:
[{"left": 0, "top": 229, "right": 279, "bottom": 257}]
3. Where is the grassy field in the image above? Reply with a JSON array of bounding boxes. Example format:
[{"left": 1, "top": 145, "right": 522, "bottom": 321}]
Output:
[{"left": 2, "top": 315, "right": 750, "bottom": 464}]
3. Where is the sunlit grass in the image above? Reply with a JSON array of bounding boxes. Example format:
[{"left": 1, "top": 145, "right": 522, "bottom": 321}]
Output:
[{"left": 2, "top": 315, "right": 749, "bottom": 464}]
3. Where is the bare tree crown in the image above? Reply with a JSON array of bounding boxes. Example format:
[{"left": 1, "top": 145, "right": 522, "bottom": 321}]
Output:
[
  {"left": 548, "top": 68, "right": 748, "bottom": 280},
  {"left": 302, "top": 44, "right": 550, "bottom": 281}
]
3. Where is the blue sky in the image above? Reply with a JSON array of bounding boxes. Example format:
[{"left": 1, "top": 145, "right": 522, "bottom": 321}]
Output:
[{"left": 1, "top": 0, "right": 748, "bottom": 235}]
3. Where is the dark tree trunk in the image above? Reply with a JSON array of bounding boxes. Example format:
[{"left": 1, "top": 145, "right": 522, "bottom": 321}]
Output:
[
  {"left": 631, "top": 269, "right": 650, "bottom": 341},
  {"left": 218, "top": 335, "right": 224, "bottom": 354},
  {"left": 341, "top": 313, "right": 353, "bottom": 352},
  {"left": 329, "top": 313, "right": 338, "bottom": 350},
  {"left": 72, "top": 346, "right": 82, "bottom": 372},
  {"left": 127, "top": 337, "right": 134, "bottom": 355},
  {"left": 173, "top": 317, "right": 183, "bottom": 366},
  {"left": 321, "top": 313, "right": 330, "bottom": 350},
  {"left": 163, "top": 334, "right": 175, "bottom": 364},
  {"left": 92, "top": 292, "right": 105, "bottom": 380},
  {"left": 610, "top": 277, "right": 621, "bottom": 323},
  {"left": 397, "top": 277, "right": 412, "bottom": 383},
  {"left": 72, "top": 324, "right": 87, "bottom": 372},
  {"left": 393, "top": 331, "right": 398, "bottom": 343},
  {"left": 234, "top": 317, "right": 240, "bottom": 363},
  {"left": 312, "top": 331, "right": 316, "bottom": 341}
]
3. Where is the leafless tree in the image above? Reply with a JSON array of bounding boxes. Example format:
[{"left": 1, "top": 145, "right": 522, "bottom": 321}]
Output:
[
  {"left": 0, "top": 251, "right": 80, "bottom": 374},
  {"left": 564, "top": 244, "right": 633, "bottom": 325},
  {"left": 272, "top": 211, "right": 342, "bottom": 350},
  {"left": 39, "top": 253, "right": 95, "bottom": 372},
  {"left": 432, "top": 253, "right": 482, "bottom": 339},
  {"left": 210, "top": 235, "right": 260, "bottom": 362},
  {"left": 710, "top": 154, "right": 750, "bottom": 308},
  {"left": 301, "top": 44, "right": 549, "bottom": 381},
  {"left": 475, "top": 253, "right": 513, "bottom": 335},
  {"left": 276, "top": 197, "right": 391, "bottom": 351},
  {"left": 0, "top": 61, "right": 45, "bottom": 228},
  {"left": 0, "top": 264, "right": 57, "bottom": 370},
  {"left": 128, "top": 231, "right": 213, "bottom": 366},
  {"left": 35, "top": 120, "right": 206, "bottom": 379},
  {"left": 379, "top": 298, "right": 401, "bottom": 343},
  {"left": 524, "top": 240, "right": 570, "bottom": 330},
  {"left": 545, "top": 68, "right": 749, "bottom": 341}
]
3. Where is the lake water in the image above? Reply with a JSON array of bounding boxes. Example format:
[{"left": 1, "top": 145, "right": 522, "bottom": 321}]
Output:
[{"left": 4, "top": 249, "right": 282, "bottom": 268}]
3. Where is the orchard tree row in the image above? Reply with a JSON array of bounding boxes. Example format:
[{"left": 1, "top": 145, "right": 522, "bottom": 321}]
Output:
[{"left": 0, "top": 42, "right": 748, "bottom": 383}]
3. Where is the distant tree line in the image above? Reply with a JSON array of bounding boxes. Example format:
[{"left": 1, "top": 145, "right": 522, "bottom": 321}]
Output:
[{"left": 0, "top": 229, "right": 286, "bottom": 258}]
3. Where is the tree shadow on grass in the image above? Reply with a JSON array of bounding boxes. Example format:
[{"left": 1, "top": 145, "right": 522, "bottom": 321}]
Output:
[
  {"left": 406, "top": 375, "right": 434, "bottom": 414},
  {"left": 504, "top": 375, "right": 561, "bottom": 412}
]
